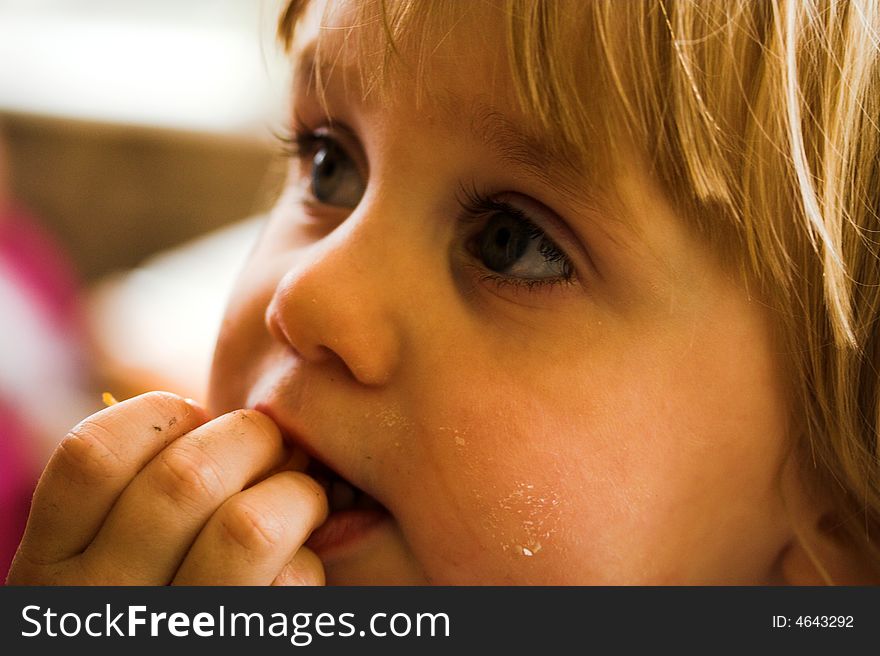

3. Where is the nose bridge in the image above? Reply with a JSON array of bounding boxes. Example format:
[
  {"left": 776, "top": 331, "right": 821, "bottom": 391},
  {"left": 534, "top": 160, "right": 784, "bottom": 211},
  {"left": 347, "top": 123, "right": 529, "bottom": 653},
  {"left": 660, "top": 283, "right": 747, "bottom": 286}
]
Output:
[{"left": 266, "top": 204, "right": 403, "bottom": 387}]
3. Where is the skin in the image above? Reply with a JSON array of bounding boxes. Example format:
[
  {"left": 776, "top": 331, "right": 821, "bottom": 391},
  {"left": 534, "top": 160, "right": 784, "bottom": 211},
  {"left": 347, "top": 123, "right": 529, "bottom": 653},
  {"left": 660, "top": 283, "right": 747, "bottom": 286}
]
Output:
[{"left": 8, "top": 1, "right": 827, "bottom": 585}]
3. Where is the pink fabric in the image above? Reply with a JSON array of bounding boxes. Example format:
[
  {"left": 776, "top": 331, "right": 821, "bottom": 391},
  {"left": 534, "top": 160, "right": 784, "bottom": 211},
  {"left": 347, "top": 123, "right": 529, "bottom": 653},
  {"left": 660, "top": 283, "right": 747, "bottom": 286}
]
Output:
[
  {"left": 0, "top": 205, "right": 80, "bottom": 331},
  {"left": 0, "top": 399, "right": 36, "bottom": 582},
  {"left": 0, "top": 206, "right": 83, "bottom": 582}
]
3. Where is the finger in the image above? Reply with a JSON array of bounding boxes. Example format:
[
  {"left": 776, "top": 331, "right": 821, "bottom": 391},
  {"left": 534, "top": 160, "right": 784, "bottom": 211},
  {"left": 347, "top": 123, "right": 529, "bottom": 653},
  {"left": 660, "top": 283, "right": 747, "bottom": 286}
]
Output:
[
  {"left": 83, "top": 409, "right": 287, "bottom": 584},
  {"left": 273, "top": 547, "right": 325, "bottom": 586},
  {"left": 172, "top": 471, "right": 328, "bottom": 585},
  {"left": 17, "top": 391, "right": 209, "bottom": 564}
]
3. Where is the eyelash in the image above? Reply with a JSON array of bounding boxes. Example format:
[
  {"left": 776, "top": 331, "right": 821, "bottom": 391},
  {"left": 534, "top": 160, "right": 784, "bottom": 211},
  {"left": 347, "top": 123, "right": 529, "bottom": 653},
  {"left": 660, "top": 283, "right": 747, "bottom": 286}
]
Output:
[
  {"left": 276, "top": 121, "right": 326, "bottom": 161},
  {"left": 276, "top": 126, "right": 578, "bottom": 293}
]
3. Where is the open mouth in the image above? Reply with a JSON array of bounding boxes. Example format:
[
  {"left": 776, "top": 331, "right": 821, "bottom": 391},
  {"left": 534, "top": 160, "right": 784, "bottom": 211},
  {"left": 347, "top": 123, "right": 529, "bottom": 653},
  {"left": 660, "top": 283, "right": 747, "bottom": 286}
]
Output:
[
  {"left": 301, "top": 454, "right": 390, "bottom": 559},
  {"left": 304, "top": 457, "right": 386, "bottom": 514},
  {"left": 252, "top": 401, "right": 392, "bottom": 559}
]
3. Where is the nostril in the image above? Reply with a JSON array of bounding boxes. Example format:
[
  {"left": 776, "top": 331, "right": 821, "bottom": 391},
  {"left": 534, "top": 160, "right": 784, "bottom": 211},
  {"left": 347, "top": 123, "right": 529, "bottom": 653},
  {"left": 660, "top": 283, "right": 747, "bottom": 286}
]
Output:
[
  {"left": 266, "top": 300, "right": 341, "bottom": 369},
  {"left": 265, "top": 299, "right": 314, "bottom": 361},
  {"left": 265, "top": 302, "right": 293, "bottom": 349}
]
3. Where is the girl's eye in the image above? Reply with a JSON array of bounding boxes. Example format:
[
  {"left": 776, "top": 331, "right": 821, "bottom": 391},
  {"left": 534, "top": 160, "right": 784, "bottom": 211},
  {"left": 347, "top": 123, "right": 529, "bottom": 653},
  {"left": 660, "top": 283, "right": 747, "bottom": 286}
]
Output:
[
  {"left": 309, "top": 139, "right": 364, "bottom": 208},
  {"left": 283, "top": 128, "right": 365, "bottom": 209},
  {"left": 475, "top": 212, "right": 572, "bottom": 280},
  {"left": 462, "top": 188, "right": 575, "bottom": 288}
]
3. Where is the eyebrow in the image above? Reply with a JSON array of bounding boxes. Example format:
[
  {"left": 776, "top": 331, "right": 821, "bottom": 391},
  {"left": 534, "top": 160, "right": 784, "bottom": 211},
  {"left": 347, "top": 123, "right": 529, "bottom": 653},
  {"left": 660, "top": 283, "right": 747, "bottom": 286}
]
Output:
[{"left": 465, "top": 102, "right": 598, "bottom": 210}]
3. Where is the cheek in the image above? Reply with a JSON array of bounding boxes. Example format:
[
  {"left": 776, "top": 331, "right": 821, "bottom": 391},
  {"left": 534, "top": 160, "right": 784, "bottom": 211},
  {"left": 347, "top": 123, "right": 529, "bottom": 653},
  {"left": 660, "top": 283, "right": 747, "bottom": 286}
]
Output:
[
  {"left": 395, "top": 379, "right": 605, "bottom": 584},
  {"left": 392, "top": 306, "right": 791, "bottom": 584}
]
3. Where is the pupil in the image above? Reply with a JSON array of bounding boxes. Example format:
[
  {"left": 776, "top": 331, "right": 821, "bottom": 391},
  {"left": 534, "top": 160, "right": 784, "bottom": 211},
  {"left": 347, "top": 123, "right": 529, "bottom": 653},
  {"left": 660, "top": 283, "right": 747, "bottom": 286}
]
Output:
[
  {"left": 312, "top": 146, "right": 341, "bottom": 204},
  {"left": 494, "top": 227, "right": 511, "bottom": 248},
  {"left": 316, "top": 149, "right": 335, "bottom": 178},
  {"left": 312, "top": 147, "right": 339, "bottom": 202},
  {"left": 479, "top": 214, "right": 529, "bottom": 273}
]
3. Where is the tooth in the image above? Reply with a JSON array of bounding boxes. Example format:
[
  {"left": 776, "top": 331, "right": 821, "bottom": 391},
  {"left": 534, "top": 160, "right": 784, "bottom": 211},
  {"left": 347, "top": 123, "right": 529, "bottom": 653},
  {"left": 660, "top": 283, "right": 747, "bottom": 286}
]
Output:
[{"left": 330, "top": 480, "right": 357, "bottom": 512}]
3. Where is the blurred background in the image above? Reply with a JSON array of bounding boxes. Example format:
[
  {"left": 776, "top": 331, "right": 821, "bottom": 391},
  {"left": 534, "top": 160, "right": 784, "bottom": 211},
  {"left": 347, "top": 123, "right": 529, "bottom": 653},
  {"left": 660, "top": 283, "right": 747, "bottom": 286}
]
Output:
[{"left": 0, "top": 0, "right": 292, "bottom": 578}]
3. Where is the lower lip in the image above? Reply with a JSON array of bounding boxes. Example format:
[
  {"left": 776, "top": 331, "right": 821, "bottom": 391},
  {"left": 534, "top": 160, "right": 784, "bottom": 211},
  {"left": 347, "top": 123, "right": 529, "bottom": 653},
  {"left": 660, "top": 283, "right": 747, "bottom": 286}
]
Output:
[{"left": 305, "top": 507, "right": 390, "bottom": 560}]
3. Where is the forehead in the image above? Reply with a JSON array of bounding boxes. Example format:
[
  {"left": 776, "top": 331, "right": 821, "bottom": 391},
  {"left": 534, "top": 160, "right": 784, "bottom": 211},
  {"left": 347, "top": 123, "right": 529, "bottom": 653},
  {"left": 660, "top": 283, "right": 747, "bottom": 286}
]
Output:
[
  {"left": 290, "top": 0, "right": 606, "bottom": 168},
  {"left": 294, "top": 1, "right": 514, "bottom": 112}
]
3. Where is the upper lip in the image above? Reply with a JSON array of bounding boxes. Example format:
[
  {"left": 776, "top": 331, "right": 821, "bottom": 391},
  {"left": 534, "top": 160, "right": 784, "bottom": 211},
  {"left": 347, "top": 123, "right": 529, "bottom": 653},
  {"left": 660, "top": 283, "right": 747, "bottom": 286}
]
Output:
[
  {"left": 254, "top": 401, "right": 318, "bottom": 460},
  {"left": 253, "top": 401, "right": 375, "bottom": 500}
]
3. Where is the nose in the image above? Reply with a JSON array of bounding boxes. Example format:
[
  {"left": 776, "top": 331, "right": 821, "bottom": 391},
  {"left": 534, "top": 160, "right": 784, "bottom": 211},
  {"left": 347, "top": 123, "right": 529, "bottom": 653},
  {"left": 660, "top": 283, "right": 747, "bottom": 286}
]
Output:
[{"left": 265, "top": 221, "right": 402, "bottom": 387}]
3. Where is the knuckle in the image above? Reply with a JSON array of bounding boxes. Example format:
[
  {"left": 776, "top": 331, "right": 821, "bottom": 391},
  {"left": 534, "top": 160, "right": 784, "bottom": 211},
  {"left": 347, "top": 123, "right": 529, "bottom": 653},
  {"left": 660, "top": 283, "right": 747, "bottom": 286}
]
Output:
[
  {"left": 76, "top": 552, "right": 139, "bottom": 586},
  {"left": 56, "top": 420, "right": 123, "bottom": 481},
  {"left": 218, "top": 499, "right": 286, "bottom": 556},
  {"left": 152, "top": 445, "right": 225, "bottom": 509}
]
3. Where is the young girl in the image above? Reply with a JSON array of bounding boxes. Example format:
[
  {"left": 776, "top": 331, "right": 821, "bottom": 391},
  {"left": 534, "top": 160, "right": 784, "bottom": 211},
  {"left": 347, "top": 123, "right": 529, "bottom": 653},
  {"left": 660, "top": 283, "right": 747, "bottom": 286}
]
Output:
[{"left": 7, "top": 0, "right": 880, "bottom": 585}]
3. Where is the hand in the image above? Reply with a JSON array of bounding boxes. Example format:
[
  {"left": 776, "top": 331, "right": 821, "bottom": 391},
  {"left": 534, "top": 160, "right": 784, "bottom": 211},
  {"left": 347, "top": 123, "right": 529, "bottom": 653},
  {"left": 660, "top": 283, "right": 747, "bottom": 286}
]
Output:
[{"left": 6, "top": 391, "right": 328, "bottom": 585}]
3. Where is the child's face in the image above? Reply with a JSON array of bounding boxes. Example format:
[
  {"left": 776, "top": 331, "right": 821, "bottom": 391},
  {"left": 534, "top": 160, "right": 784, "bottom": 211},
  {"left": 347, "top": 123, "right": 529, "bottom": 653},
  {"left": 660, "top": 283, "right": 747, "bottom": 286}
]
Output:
[{"left": 210, "top": 1, "right": 797, "bottom": 584}]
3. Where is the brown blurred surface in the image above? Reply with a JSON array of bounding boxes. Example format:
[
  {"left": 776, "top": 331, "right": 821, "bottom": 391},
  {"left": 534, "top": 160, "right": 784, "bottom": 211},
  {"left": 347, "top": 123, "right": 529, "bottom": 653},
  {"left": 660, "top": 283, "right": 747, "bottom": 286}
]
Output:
[{"left": 2, "top": 111, "right": 285, "bottom": 281}]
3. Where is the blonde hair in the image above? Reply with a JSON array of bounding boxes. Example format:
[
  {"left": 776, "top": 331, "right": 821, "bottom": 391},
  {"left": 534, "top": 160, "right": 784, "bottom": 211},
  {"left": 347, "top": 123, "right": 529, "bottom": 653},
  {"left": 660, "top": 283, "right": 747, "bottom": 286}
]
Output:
[{"left": 279, "top": 0, "right": 880, "bottom": 579}]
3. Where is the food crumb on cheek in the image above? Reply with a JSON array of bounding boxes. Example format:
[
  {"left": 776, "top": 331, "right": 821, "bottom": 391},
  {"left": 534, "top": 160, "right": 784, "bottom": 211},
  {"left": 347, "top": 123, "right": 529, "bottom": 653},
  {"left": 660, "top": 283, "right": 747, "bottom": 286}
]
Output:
[
  {"left": 438, "top": 426, "right": 469, "bottom": 447},
  {"left": 494, "top": 481, "right": 561, "bottom": 560},
  {"left": 102, "top": 391, "right": 119, "bottom": 406}
]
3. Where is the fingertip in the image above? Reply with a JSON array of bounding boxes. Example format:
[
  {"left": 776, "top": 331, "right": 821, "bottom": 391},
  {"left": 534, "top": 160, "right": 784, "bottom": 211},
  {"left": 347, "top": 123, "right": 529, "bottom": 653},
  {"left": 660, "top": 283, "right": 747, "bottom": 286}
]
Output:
[
  {"left": 236, "top": 408, "right": 283, "bottom": 444},
  {"left": 285, "top": 470, "right": 330, "bottom": 524},
  {"left": 183, "top": 397, "right": 210, "bottom": 423},
  {"left": 139, "top": 391, "right": 210, "bottom": 427}
]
